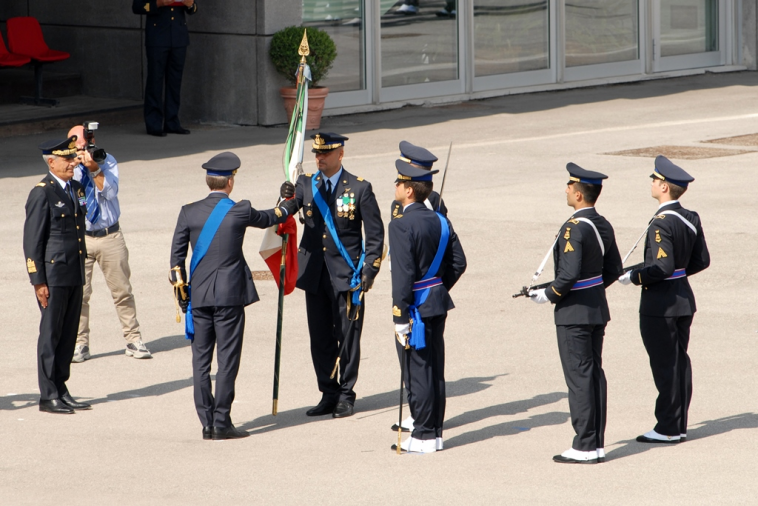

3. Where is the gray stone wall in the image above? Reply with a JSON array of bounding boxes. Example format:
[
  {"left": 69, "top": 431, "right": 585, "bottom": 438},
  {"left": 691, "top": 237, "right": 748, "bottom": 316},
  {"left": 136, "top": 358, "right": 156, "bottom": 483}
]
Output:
[{"left": 743, "top": 0, "right": 757, "bottom": 70}]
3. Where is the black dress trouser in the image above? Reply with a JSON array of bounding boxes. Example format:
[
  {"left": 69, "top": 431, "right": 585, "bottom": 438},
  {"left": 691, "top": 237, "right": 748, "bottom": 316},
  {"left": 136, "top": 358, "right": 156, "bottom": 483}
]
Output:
[
  {"left": 37, "top": 285, "right": 82, "bottom": 400},
  {"left": 556, "top": 324, "right": 607, "bottom": 451},
  {"left": 397, "top": 314, "right": 446, "bottom": 441},
  {"left": 190, "top": 305, "right": 245, "bottom": 428},
  {"left": 304, "top": 265, "right": 363, "bottom": 404},
  {"left": 144, "top": 45, "right": 187, "bottom": 133},
  {"left": 640, "top": 314, "right": 694, "bottom": 437}
]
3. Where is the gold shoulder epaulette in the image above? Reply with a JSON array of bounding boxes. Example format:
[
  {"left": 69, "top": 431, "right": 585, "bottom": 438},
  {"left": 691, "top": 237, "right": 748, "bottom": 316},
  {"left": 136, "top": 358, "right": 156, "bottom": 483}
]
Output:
[
  {"left": 568, "top": 219, "right": 579, "bottom": 225},
  {"left": 395, "top": 214, "right": 403, "bottom": 219},
  {"left": 357, "top": 177, "right": 365, "bottom": 182},
  {"left": 305, "top": 173, "right": 312, "bottom": 177},
  {"left": 35, "top": 182, "right": 46, "bottom": 187},
  {"left": 655, "top": 214, "right": 666, "bottom": 220}
]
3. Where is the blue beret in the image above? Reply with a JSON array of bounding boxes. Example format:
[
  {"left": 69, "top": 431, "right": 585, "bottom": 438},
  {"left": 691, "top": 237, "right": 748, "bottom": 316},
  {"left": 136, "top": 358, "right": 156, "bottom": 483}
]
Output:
[
  {"left": 399, "top": 141, "right": 438, "bottom": 168},
  {"left": 39, "top": 135, "right": 78, "bottom": 158},
  {"left": 652, "top": 155, "right": 694, "bottom": 188},
  {"left": 202, "top": 152, "right": 240, "bottom": 176},
  {"left": 566, "top": 162, "right": 608, "bottom": 186}
]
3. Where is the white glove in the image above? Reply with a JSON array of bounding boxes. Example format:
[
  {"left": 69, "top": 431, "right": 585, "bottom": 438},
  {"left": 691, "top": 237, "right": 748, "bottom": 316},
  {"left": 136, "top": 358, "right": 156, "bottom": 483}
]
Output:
[
  {"left": 618, "top": 271, "right": 632, "bottom": 285},
  {"left": 529, "top": 288, "right": 549, "bottom": 304},
  {"left": 395, "top": 323, "right": 410, "bottom": 346}
]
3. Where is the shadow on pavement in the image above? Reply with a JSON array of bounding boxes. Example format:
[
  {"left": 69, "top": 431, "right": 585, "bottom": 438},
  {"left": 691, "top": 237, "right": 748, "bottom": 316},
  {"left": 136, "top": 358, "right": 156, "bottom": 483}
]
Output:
[
  {"left": 0, "top": 393, "right": 39, "bottom": 411},
  {"left": 238, "top": 374, "right": 507, "bottom": 435},
  {"left": 606, "top": 412, "right": 758, "bottom": 462},
  {"left": 87, "top": 377, "right": 194, "bottom": 406},
  {"left": 445, "top": 411, "right": 570, "bottom": 449},
  {"left": 445, "top": 391, "right": 567, "bottom": 430},
  {"left": 87, "top": 334, "right": 188, "bottom": 360}
]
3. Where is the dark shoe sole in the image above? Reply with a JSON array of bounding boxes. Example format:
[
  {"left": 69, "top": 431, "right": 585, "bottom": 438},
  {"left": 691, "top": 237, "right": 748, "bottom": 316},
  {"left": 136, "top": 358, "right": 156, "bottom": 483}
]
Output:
[
  {"left": 636, "top": 435, "right": 680, "bottom": 444},
  {"left": 553, "top": 455, "right": 598, "bottom": 464},
  {"left": 39, "top": 407, "right": 74, "bottom": 414},
  {"left": 390, "top": 424, "right": 411, "bottom": 432}
]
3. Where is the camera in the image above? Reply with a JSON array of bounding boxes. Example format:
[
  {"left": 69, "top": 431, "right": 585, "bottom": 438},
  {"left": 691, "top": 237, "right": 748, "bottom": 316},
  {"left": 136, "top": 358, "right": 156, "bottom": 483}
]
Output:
[{"left": 82, "top": 121, "right": 107, "bottom": 164}]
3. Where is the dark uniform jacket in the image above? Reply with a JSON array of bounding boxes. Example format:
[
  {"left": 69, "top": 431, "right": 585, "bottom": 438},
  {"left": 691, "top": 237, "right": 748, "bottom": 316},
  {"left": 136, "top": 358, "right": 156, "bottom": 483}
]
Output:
[
  {"left": 389, "top": 202, "right": 467, "bottom": 323},
  {"left": 630, "top": 202, "right": 710, "bottom": 317},
  {"left": 545, "top": 207, "right": 623, "bottom": 326},
  {"left": 23, "top": 175, "right": 87, "bottom": 287},
  {"left": 170, "top": 193, "right": 285, "bottom": 309},
  {"left": 294, "top": 168, "right": 384, "bottom": 294},
  {"left": 390, "top": 191, "right": 447, "bottom": 220},
  {"left": 132, "top": 0, "right": 197, "bottom": 47}
]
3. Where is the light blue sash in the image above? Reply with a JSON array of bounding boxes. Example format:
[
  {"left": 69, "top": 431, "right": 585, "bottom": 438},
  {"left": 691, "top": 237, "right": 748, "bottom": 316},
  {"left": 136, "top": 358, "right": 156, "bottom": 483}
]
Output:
[
  {"left": 185, "top": 198, "right": 235, "bottom": 341},
  {"left": 408, "top": 212, "right": 449, "bottom": 350},
  {"left": 311, "top": 173, "right": 365, "bottom": 307}
]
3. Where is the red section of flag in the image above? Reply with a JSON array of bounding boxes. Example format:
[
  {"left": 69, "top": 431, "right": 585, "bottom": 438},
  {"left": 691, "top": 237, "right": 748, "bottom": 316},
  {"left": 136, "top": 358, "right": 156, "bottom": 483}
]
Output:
[{"left": 264, "top": 214, "right": 298, "bottom": 295}]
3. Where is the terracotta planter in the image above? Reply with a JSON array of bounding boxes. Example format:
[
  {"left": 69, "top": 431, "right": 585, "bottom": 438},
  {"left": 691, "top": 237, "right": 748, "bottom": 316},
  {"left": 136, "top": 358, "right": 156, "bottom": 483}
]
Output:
[{"left": 279, "top": 86, "right": 329, "bottom": 130}]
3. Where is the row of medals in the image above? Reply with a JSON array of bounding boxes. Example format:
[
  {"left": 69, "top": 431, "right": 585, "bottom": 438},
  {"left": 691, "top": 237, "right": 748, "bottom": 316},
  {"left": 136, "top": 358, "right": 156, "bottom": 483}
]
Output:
[{"left": 338, "top": 192, "right": 356, "bottom": 220}]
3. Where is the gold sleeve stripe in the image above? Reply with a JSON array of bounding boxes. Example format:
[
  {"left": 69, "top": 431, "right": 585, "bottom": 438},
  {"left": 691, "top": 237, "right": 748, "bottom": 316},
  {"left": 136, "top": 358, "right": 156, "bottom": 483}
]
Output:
[{"left": 551, "top": 286, "right": 561, "bottom": 296}]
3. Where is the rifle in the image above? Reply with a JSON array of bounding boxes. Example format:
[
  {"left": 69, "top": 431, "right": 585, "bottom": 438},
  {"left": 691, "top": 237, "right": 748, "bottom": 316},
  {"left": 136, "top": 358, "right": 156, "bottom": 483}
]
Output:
[{"left": 512, "top": 280, "right": 552, "bottom": 299}]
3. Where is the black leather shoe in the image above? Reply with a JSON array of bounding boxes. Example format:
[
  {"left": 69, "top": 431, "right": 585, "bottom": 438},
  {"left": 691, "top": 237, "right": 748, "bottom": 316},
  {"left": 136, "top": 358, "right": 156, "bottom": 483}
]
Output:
[
  {"left": 553, "top": 455, "right": 598, "bottom": 464},
  {"left": 60, "top": 393, "right": 92, "bottom": 410},
  {"left": 39, "top": 399, "right": 74, "bottom": 414},
  {"left": 166, "top": 127, "right": 191, "bottom": 135},
  {"left": 202, "top": 426, "right": 212, "bottom": 440},
  {"left": 212, "top": 425, "right": 250, "bottom": 440},
  {"left": 636, "top": 434, "right": 680, "bottom": 444},
  {"left": 306, "top": 398, "right": 337, "bottom": 417},
  {"left": 147, "top": 130, "right": 167, "bottom": 137},
  {"left": 332, "top": 400, "right": 354, "bottom": 418}
]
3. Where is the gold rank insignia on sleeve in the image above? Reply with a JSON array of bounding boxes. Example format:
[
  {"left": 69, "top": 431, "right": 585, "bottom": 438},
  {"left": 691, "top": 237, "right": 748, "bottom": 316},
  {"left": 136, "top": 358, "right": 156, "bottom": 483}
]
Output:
[
  {"left": 144, "top": 2, "right": 150, "bottom": 12},
  {"left": 657, "top": 247, "right": 667, "bottom": 259},
  {"left": 372, "top": 258, "right": 381, "bottom": 268},
  {"left": 274, "top": 207, "right": 283, "bottom": 218},
  {"left": 35, "top": 182, "right": 46, "bottom": 187},
  {"left": 393, "top": 306, "right": 401, "bottom": 317},
  {"left": 655, "top": 230, "right": 662, "bottom": 243},
  {"left": 563, "top": 227, "right": 571, "bottom": 240},
  {"left": 27, "top": 258, "right": 37, "bottom": 273},
  {"left": 564, "top": 241, "right": 574, "bottom": 253}
]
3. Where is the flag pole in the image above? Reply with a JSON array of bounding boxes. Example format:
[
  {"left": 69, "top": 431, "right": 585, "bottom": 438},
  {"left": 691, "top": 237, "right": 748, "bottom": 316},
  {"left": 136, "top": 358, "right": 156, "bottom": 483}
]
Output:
[
  {"left": 272, "top": 234, "right": 288, "bottom": 415},
  {"left": 271, "top": 29, "right": 310, "bottom": 416}
]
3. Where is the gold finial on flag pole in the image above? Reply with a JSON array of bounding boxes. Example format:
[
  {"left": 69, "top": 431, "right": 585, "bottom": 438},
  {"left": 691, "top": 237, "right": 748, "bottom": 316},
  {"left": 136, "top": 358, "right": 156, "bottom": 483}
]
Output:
[{"left": 298, "top": 29, "right": 310, "bottom": 64}]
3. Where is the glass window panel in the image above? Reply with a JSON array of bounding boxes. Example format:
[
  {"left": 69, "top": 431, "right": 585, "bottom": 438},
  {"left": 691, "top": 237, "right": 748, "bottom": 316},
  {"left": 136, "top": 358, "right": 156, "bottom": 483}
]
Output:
[
  {"left": 565, "top": 0, "right": 638, "bottom": 67},
  {"left": 474, "top": 0, "right": 549, "bottom": 77},
  {"left": 303, "top": 0, "right": 365, "bottom": 92},
  {"left": 380, "top": 0, "right": 458, "bottom": 88},
  {"left": 660, "top": 0, "right": 718, "bottom": 57}
]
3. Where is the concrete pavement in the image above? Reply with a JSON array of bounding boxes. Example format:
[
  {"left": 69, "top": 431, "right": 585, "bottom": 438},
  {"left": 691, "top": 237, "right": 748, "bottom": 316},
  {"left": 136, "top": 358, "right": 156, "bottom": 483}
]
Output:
[{"left": 1, "top": 71, "right": 757, "bottom": 505}]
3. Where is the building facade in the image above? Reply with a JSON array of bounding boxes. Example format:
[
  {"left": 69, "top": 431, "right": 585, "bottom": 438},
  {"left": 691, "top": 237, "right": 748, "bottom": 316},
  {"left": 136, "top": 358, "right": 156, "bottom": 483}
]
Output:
[{"left": 1, "top": 1, "right": 756, "bottom": 126}]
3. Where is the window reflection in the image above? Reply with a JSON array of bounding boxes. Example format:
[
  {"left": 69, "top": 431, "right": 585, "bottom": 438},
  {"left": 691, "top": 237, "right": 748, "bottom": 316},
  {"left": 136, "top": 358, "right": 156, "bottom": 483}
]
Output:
[
  {"left": 380, "top": 0, "right": 458, "bottom": 88},
  {"left": 660, "top": 0, "right": 718, "bottom": 57},
  {"left": 565, "top": 0, "right": 638, "bottom": 67},
  {"left": 303, "top": 0, "right": 365, "bottom": 92},
  {"left": 474, "top": 0, "right": 549, "bottom": 77}
]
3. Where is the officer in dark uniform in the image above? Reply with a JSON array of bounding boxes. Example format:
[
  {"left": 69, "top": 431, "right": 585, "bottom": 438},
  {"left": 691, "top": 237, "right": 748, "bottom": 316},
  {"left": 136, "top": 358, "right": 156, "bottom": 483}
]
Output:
[
  {"left": 388, "top": 161, "right": 466, "bottom": 453},
  {"left": 389, "top": 141, "right": 448, "bottom": 221},
  {"left": 279, "top": 132, "right": 384, "bottom": 418},
  {"left": 528, "top": 163, "right": 622, "bottom": 463},
  {"left": 388, "top": 141, "right": 447, "bottom": 434},
  {"left": 23, "top": 136, "right": 91, "bottom": 414},
  {"left": 618, "top": 155, "right": 710, "bottom": 444},
  {"left": 170, "top": 152, "right": 296, "bottom": 440},
  {"left": 132, "top": 0, "right": 197, "bottom": 137}
]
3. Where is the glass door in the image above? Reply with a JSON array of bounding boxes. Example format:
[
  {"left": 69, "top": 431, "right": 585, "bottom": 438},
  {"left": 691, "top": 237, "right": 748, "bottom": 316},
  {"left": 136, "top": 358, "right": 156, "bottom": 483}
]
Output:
[{"left": 652, "top": 0, "right": 724, "bottom": 72}]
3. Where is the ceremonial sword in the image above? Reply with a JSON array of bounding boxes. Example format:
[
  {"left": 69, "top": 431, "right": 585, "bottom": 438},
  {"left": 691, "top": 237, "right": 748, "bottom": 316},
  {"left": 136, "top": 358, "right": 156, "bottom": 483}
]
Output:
[{"left": 436, "top": 142, "right": 453, "bottom": 211}]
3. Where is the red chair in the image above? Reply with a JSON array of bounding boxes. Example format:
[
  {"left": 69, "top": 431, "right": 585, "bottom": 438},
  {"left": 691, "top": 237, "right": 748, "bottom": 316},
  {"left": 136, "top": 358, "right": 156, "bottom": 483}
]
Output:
[
  {"left": 0, "top": 31, "right": 31, "bottom": 67},
  {"left": 6, "top": 17, "right": 70, "bottom": 106}
]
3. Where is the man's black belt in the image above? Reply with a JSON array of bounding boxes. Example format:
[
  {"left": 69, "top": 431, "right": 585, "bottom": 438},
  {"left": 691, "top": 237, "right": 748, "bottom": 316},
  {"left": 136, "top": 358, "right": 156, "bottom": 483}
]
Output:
[{"left": 85, "top": 221, "right": 120, "bottom": 238}]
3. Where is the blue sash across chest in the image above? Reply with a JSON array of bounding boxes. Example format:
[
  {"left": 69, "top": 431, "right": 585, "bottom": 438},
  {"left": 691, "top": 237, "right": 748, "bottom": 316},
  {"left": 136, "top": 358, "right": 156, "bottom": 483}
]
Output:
[
  {"left": 311, "top": 173, "right": 365, "bottom": 307},
  {"left": 185, "top": 197, "right": 235, "bottom": 341},
  {"left": 408, "top": 212, "right": 449, "bottom": 350}
]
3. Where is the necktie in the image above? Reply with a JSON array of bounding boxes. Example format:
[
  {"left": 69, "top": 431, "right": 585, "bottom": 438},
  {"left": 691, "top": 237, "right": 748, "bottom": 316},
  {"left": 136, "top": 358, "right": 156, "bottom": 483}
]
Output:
[
  {"left": 79, "top": 170, "right": 100, "bottom": 224},
  {"left": 325, "top": 179, "right": 332, "bottom": 199}
]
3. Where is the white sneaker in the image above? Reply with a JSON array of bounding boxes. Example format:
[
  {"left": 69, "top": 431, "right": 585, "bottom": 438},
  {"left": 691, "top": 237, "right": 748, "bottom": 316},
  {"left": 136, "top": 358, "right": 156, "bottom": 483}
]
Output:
[
  {"left": 72, "top": 345, "right": 90, "bottom": 363},
  {"left": 553, "top": 448, "right": 599, "bottom": 464},
  {"left": 436, "top": 437, "right": 444, "bottom": 451},
  {"left": 396, "top": 4, "right": 418, "bottom": 14},
  {"left": 393, "top": 436, "right": 436, "bottom": 453},
  {"left": 125, "top": 341, "right": 152, "bottom": 359},
  {"left": 391, "top": 415, "right": 414, "bottom": 432}
]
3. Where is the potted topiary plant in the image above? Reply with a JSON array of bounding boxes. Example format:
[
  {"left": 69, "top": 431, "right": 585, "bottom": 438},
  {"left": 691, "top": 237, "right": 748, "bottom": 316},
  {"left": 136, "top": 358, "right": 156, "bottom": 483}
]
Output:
[{"left": 270, "top": 25, "right": 337, "bottom": 129}]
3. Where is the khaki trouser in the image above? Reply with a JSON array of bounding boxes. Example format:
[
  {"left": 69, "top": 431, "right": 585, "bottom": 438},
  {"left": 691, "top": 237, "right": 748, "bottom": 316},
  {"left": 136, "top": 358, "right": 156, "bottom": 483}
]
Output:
[{"left": 77, "top": 230, "right": 142, "bottom": 346}]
